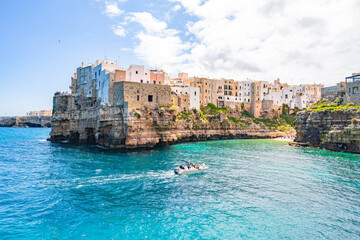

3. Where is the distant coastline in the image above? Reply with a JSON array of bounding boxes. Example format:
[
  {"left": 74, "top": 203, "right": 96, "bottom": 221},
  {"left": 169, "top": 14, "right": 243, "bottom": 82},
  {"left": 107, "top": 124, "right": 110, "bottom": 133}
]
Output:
[{"left": 0, "top": 116, "right": 51, "bottom": 128}]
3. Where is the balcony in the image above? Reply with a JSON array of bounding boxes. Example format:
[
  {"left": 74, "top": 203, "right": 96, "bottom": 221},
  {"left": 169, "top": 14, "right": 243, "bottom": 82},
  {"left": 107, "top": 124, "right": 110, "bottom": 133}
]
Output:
[{"left": 345, "top": 73, "right": 360, "bottom": 83}]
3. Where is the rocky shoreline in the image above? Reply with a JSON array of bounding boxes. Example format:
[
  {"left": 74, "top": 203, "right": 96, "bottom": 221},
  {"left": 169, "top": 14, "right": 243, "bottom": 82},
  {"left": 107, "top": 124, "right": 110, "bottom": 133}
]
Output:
[
  {"left": 293, "top": 108, "right": 360, "bottom": 154},
  {"left": 0, "top": 116, "right": 51, "bottom": 128}
]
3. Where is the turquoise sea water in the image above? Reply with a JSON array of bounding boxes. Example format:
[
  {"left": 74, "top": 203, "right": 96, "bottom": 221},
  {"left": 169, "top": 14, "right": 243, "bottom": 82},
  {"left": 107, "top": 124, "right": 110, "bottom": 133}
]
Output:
[{"left": 0, "top": 128, "right": 359, "bottom": 239}]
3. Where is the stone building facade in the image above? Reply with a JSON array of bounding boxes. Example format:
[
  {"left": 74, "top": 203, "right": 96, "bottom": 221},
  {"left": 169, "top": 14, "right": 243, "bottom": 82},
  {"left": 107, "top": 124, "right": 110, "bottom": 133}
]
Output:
[
  {"left": 113, "top": 81, "right": 171, "bottom": 112},
  {"left": 345, "top": 73, "right": 360, "bottom": 105}
]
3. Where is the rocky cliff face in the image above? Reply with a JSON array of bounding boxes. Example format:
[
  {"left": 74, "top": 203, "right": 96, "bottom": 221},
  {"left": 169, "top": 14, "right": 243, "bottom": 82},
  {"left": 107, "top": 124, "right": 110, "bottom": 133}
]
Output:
[
  {"left": 49, "top": 95, "right": 291, "bottom": 149},
  {"left": 294, "top": 109, "right": 360, "bottom": 153},
  {"left": 0, "top": 116, "right": 51, "bottom": 127}
]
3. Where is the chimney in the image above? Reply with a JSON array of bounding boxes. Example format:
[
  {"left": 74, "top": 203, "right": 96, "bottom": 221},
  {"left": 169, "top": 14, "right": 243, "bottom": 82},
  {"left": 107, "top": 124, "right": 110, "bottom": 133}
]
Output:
[
  {"left": 82, "top": 62, "right": 85, "bottom": 67},
  {"left": 74, "top": 73, "right": 77, "bottom": 79}
]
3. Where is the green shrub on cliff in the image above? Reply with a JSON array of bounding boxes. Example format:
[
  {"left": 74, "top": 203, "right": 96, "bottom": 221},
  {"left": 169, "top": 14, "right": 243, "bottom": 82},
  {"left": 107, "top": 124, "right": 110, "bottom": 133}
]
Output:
[
  {"left": 178, "top": 111, "right": 192, "bottom": 120},
  {"left": 280, "top": 113, "right": 296, "bottom": 127},
  {"left": 134, "top": 112, "right": 141, "bottom": 119},
  {"left": 201, "top": 103, "right": 228, "bottom": 115},
  {"left": 227, "top": 116, "right": 240, "bottom": 124},
  {"left": 241, "top": 110, "right": 254, "bottom": 118},
  {"left": 309, "top": 102, "right": 360, "bottom": 112}
]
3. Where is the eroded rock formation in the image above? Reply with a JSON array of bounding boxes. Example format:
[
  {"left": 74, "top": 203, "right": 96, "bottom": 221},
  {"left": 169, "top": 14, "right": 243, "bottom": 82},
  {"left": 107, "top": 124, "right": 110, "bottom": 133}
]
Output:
[
  {"left": 49, "top": 95, "right": 291, "bottom": 149},
  {"left": 294, "top": 109, "right": 360, "bottom": 153}
]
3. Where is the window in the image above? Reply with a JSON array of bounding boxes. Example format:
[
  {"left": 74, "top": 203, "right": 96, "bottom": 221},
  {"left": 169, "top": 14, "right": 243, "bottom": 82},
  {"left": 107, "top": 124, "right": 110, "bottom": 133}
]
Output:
[
  {"left": 148, "top": 95, "right": 153, "bottom": 102},
  {"left": 98, "top": 70, "right": 100, "bottom": 76},
  {"left": 137, "top": 95, "right": 140, "bottom": 101},
  {"left": 353, "top": 87, "right": 359, "bottom": 94},
  {"left": 224, "top": 85, "right": 228, "bottom": 90},
  {"left": 137, "top": 90, "right": 139, "bottom": 93},
  {"left": 194, "top": 92, "right": 196, "bottom": 96},
  {"left": 153, "top": 81, "right": 156, "bottom": 84},
  {"left": 145, "top": 73, "right": 147, "bottom": 75},
  {"left": 248, "top": 99, "right": 250, "bottom": 102},
  {"left": 141, "top": 80, "right": 143, "bottom": 83},
  {"left": 136, "top": 71, "right": 138, "bottom": 74},
  {"left": 285, "top": 94, "right": 288, "bottom": 99},
  {"left": 95, "top": 72, "right": 97, "bottom": 78},
  {"left": 258, "top": 98, "right": 260, "bottom": 101},
  {"left": 229, "top": 91, "right": 232, "bottom": 95},
  {"left": 224, "top": 91, "right": 227, "bottom": 95},
  {"left": 147, "top": 81, "right": 149, "bottom": 83},
  {"left": 235, "top": 92, "right": 237, "bottom": 96}
]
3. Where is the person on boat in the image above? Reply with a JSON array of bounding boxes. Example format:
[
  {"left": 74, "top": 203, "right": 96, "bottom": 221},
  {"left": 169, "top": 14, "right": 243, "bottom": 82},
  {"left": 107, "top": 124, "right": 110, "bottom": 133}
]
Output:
[
  {"left": 201, "top": 162, "right": 206, "bottom": 169},
  {"left": 180, "top": 164, "right": 185, "bottom": 170},
  {"left": 196, "top": 163, "right": 200, "bottom": 169},
  {"left": 190, "top": 163, "right": 195, "bottom": 168}
]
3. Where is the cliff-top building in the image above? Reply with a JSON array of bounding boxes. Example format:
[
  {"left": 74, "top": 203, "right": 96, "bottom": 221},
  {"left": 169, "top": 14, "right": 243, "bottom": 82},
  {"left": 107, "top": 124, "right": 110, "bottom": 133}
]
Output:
[{"left": 345, "top": 73, "right": 360, "bottom": 105}]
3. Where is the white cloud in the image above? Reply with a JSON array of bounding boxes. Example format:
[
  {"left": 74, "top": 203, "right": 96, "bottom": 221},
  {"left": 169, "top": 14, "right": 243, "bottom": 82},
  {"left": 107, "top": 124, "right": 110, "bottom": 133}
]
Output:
[
  {"left": 104, "top": 0, "right": 360, "bottom": 85},
  {"left": 104, "top": 1, "right": 123, "bottom": 17},
  {"left": 127, "top": 12, "right": 191, "bottom": 72},
  {"left": 112, "top": 24, "right": 126, "bottom": 36},
  {"left": 127, "top": 12, "right": 168, "bottom": 34},
  {"left": 172, "top": 4, "right": 182, "bottom": 11},
  {"left": 166, "top": 0, "right": 360, "bottom": 85}
]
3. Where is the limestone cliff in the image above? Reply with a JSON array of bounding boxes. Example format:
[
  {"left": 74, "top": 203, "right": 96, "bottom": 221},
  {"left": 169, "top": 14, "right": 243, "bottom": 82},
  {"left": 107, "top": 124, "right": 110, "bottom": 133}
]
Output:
[
  {"left": 294, "top": 101, "right": 360, "bottom": 153},
  {"left": 49, "top": 95, "right": 293, "bottom": 149},
  {"left": 0, "top": 116, "right": 51, "bottom": 127}
]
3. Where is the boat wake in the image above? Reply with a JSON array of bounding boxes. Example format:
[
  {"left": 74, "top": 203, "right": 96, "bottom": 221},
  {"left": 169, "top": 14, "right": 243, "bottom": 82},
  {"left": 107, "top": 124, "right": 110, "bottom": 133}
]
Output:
[{"left": 40, "top": 170, "right": 175, "bottom": 189}]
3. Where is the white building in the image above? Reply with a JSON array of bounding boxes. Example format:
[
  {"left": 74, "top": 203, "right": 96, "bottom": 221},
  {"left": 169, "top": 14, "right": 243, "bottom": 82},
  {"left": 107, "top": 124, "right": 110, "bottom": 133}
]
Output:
[
  {"left": 171, "top": 86, "right": 200, "bottom": 110},
  {"left": 264, "top": 82, "right": 323, "bottom": 110},
  {"left": 93, "top": 60, "right": 122, "bottom": 105},
  {"left": 238, "top": 80, "right": 252, "bottom": 103},
  {"left": 126, "top": 65, "right": 150, "bottom": 83}
]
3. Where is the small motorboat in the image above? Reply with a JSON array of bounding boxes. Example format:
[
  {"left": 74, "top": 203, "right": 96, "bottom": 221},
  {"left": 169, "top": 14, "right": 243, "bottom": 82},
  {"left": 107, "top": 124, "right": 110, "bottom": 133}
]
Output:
[{"left": 174, "top": 160, "right": 208, "bottom": 175}]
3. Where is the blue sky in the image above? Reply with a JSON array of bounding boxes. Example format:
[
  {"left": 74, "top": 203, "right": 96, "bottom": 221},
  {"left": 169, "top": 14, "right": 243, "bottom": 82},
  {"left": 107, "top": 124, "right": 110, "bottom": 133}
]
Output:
[{"left": 1, "top": 0, "right": 360, "bottom": 116}]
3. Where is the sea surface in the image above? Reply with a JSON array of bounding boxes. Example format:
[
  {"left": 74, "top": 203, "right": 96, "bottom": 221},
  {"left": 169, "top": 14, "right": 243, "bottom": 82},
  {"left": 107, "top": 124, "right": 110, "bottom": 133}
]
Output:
[{"left": 0, "top": 128, "right": 359, "bottom": 239}]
